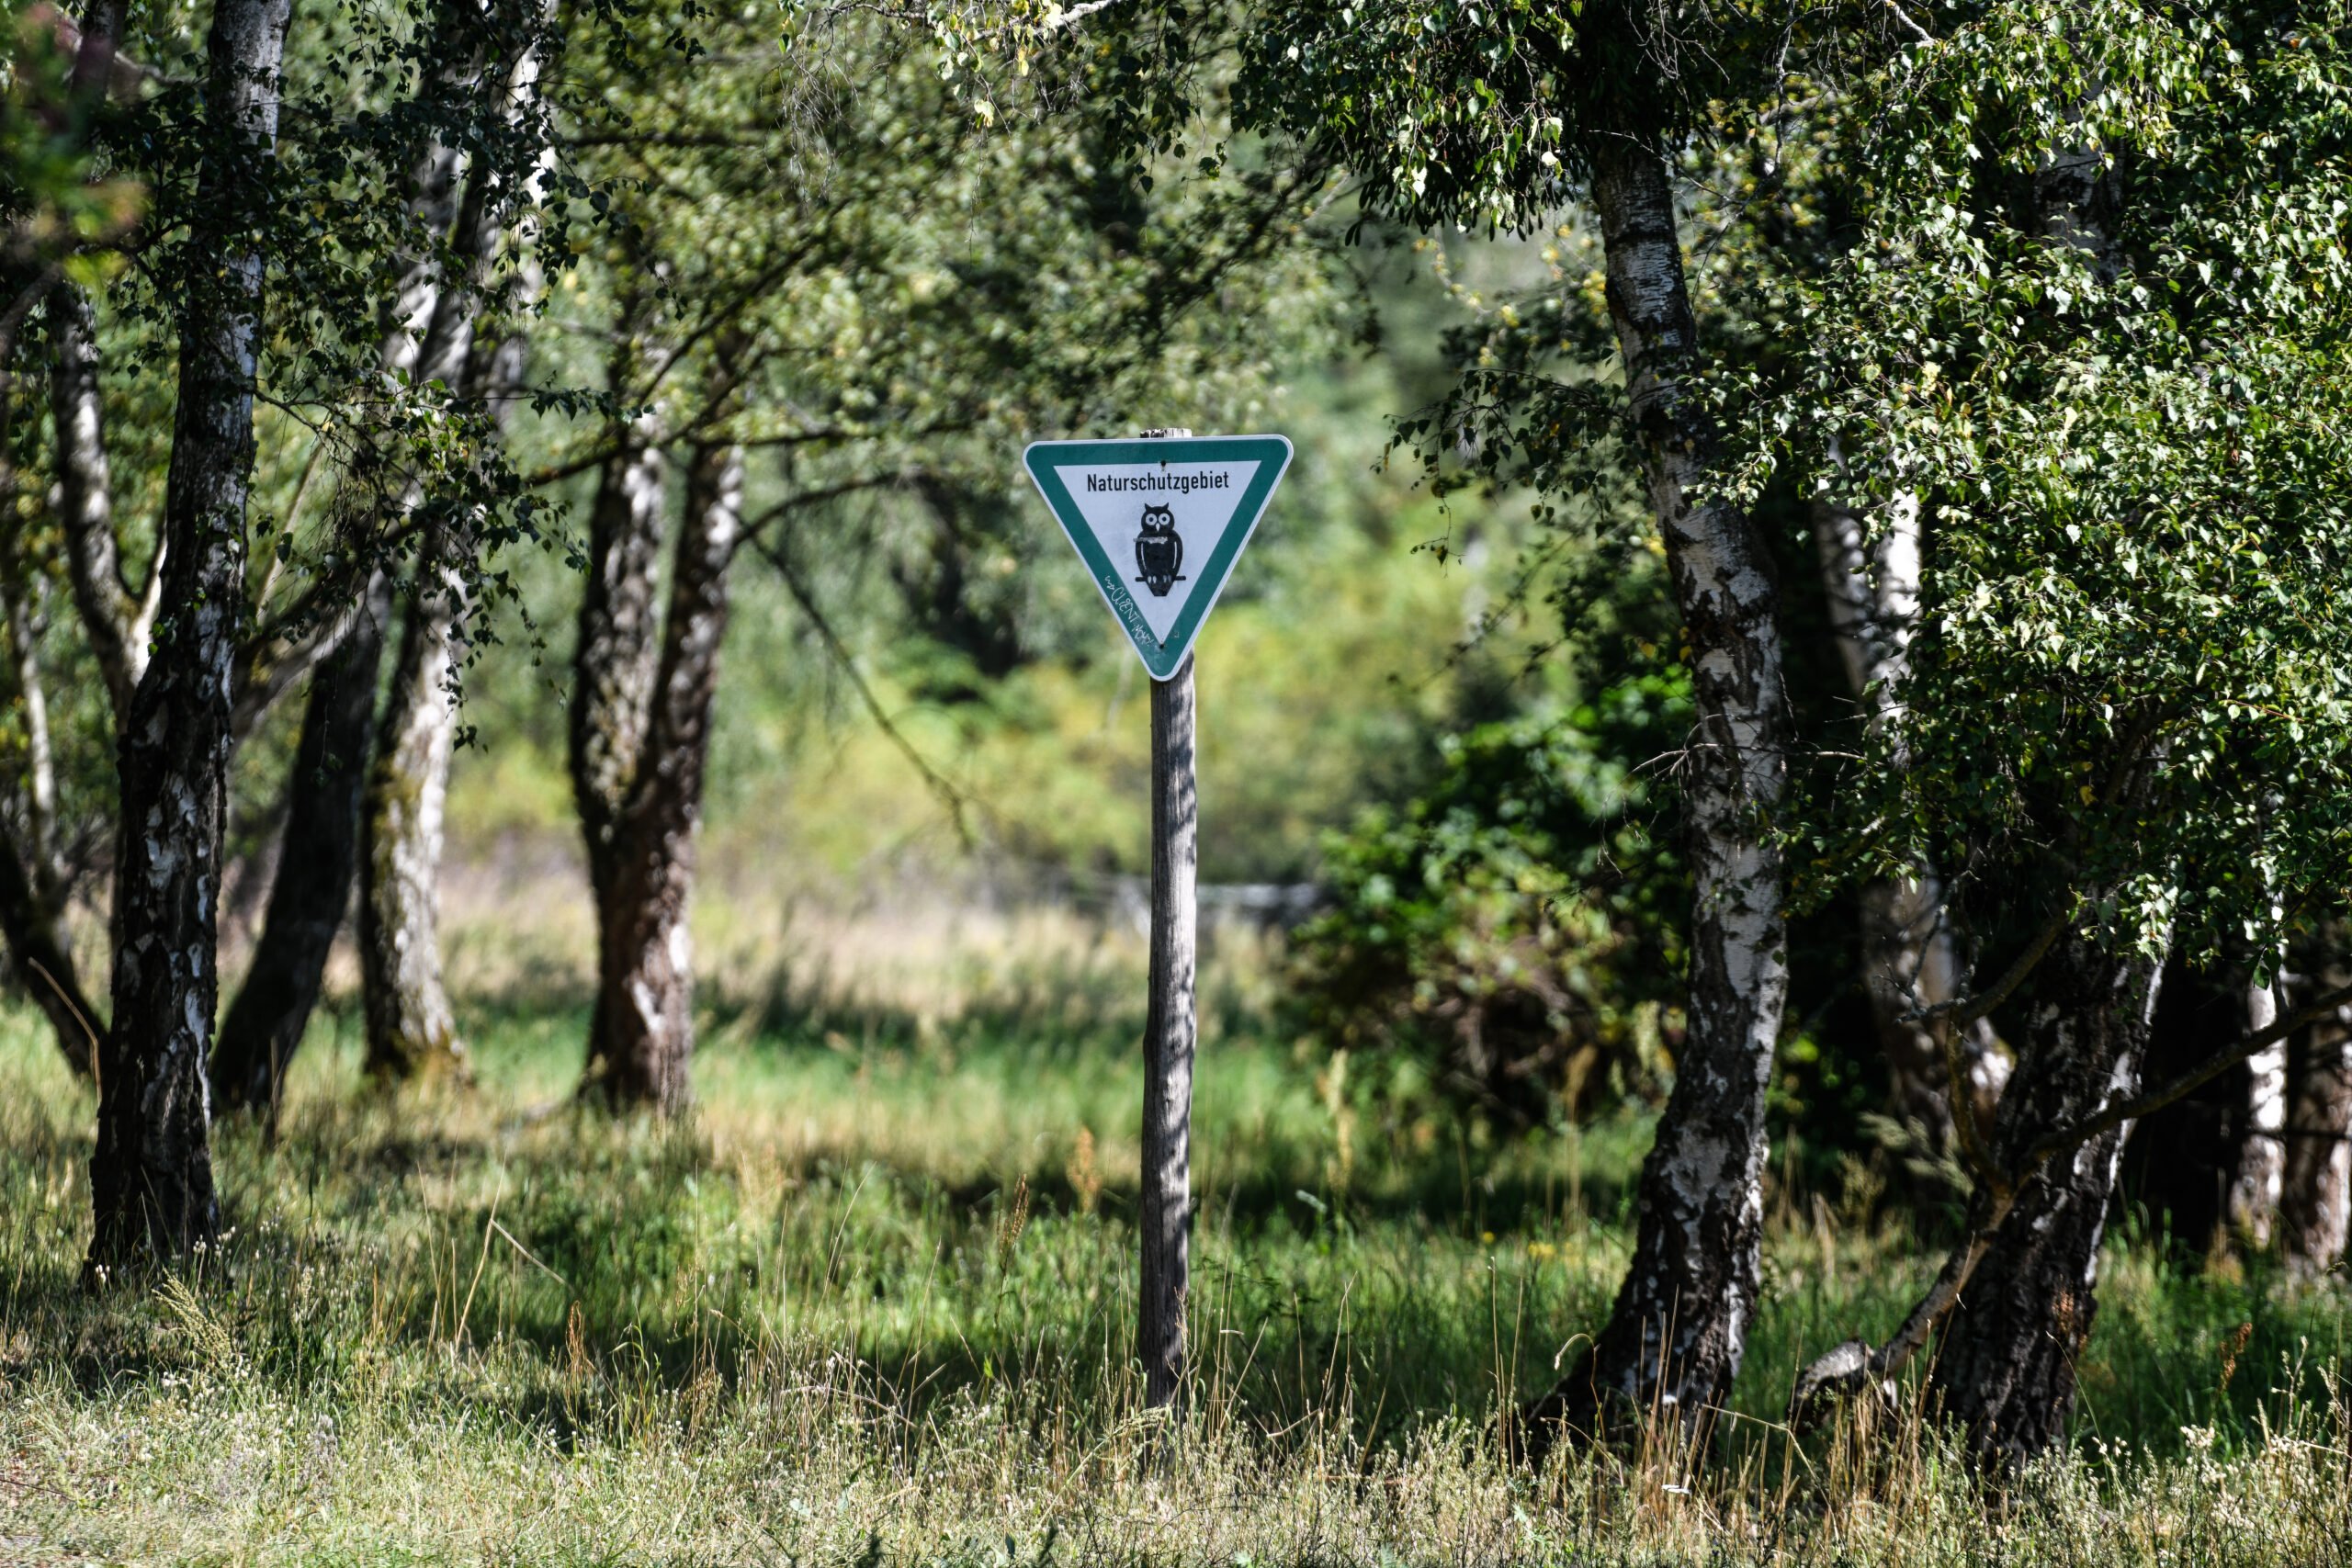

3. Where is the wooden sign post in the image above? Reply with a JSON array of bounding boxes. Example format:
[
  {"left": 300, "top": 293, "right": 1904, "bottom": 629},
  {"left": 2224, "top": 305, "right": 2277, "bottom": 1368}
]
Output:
[
  {"left": 1023, "top": 426, "right": 1293, "bottom": 1410},
  {"left": 1140, "top": 639, "right": 1196, "bottom": 1408}
]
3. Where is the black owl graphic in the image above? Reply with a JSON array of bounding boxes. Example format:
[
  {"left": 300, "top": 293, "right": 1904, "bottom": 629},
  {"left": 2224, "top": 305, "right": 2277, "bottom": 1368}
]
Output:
[{"left": 1133, "top": 504, "right": 1186, "bottom": 597}]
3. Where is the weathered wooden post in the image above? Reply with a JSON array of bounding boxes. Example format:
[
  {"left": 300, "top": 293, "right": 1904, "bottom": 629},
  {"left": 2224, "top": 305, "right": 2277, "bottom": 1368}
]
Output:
[
  {"left": 1137, "top": 425, "right": 1197, "bottom": 1410},
  {"left": 1023, "top": 425, "right": 1292, "bottom": 1413},
  {"left": 1140, "top": 645, "right": 1197, "bottom": 1406}
]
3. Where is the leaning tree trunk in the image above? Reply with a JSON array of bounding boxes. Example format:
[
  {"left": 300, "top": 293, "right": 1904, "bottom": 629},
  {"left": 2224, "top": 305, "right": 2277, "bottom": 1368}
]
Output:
[
  {"left": 88, "top": 0, "right": 292, "bottom": 1274},
  {"left": 0, "top": 519, "right": 95, "bottom": 1077},
  {"left": 1517, "top": 134, "right": 1789, "bottom": 1454},
  {"left": 51, "top": 278, "right": 154, "bottom": 725},
  {"left": 1813, "top": 498, "right": 2008, "bottom": 1151},
  {"left": 210, "top": 64, "right": 476, "bottom": 1114},
  {"left": 2281, "top": 972, "right": 2352, "bottom": 1280},
  {"left": 1927, "top": 931, "right": 2163, "bottom": 1465},
  {"left": 580, "top": 441, "right": 741, "bottom": 1112},
  {"left": 211, "top": 572, "right": 390, "bottom": 1118}
]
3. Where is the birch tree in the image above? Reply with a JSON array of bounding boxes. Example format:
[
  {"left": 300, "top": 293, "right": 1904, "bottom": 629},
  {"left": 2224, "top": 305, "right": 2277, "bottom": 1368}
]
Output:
[
  {"left": 359, "top": 2, "right": 557, "bottom": 1082},
  {"left": 560, "top": 4, "right": 1340, "bottom": 1110},
  {"left": 1213, "top": 0, "right": 1806, "bottom": 1448},
  {"left": 0, "top": 0, "right": 593, "bottom": 1265},
  {"left": 87, "top": 0, "right": 294, "bottom": 1269},
  {"left": 1742, "top": 0, "right": 2352, "bottom": 1461}
]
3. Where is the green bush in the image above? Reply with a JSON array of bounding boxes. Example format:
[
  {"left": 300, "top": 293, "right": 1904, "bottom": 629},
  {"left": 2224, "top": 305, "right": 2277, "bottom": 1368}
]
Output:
[{"left": 1288, "top": 672, "right": 1690, "bottom": 1133}]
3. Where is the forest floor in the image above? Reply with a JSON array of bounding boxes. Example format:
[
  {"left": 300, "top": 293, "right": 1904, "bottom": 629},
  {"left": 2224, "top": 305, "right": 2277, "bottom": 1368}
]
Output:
[{"left": 2, "top": 899, "right": 2351, "bottom": 1564}]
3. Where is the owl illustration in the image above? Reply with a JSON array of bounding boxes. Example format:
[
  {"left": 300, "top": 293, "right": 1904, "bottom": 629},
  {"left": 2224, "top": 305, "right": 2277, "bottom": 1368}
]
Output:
[{"left": 1133, "top": 504, "right": 1186, "bottom": 597}]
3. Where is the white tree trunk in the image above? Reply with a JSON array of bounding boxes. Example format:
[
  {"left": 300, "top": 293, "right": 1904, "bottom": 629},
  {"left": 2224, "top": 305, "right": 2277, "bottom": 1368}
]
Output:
[
  {"left": 1813, "top": 499, "right": 2008, "bottom": 1147},
  {"left": 357, "top": 20, "right": 548, "bottom": 1078},
  {"left": 1521, "top": 136, "right": 1788, "bottom": 1452},
  {"left": 2229, "top": 974, "right": 2286, "bottom": 1245},
  {"left": 49, "top": 279, "right": 156, "bottom": 727}
]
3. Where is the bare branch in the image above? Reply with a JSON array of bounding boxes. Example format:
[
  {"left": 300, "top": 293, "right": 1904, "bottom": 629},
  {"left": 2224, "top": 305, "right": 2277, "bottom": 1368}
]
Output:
[
  {"left": 744, "top": 524, "right": 978, "bottom": 852},
  {"left": 2030, "top": 977, "right": 2352, "bottom": 1167},
  {"left": 1792, "top": 971, "right": 2352, "bottom": 1427}
]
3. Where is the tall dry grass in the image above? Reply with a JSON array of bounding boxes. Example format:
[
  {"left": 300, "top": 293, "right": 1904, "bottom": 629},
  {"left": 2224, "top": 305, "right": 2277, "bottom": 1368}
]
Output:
[{"left": 1, "top": 880, "right": 2346, "bottom": 1563}]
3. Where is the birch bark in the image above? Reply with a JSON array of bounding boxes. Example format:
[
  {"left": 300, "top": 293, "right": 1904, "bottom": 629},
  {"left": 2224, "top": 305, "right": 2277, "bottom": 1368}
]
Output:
[
  {"left": 1928, "top": 933, "right": 2163, "bottom": 1463},
  {"left": 87, "top": 0, "right": 292, "bottom": 1272},
  {"left": 358, "top": 24, "right": 547, "bottom": 1079},
  {"left": 210, "top": 131, "right": 466, "bottom": 1110},
  {"left": 1811, "top": 498, "right": 2007, "bottom": 1148},
  {"left": 578, "top": 441, "right": 742, "bottom": 1111},
  {"left": 568, "top": 403, "right": 668, "bottom": 921},
  {"left": 50, "top": 280, "right": 154, "bottom": 725},
  {"left": 1519, "top": 136, "right": 1788, "bottom": 1451},
  {"left": 2227, "top": 974, "right": 2286, "bottom": 1245}
]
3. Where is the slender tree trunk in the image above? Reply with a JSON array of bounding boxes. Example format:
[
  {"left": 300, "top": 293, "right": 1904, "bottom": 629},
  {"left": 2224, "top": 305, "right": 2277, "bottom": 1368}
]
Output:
[
  {"left": 579, "top": 442, "right": 741, "bottom": 1111},
  {"left": 569, "top": 431, "right": 668, "bottom": 911},
  {"left": 357, "top": 283, "right": 488, "bottom": 1082},
  {"left": 0, "top": 519, "right": 77, "bottom": 1065},
  {"left": 1518, "top": 135, "right": 1789, "bottom": 1453},
  {"left": 211, "top": 572, "right": 389, "bottom": 1118},
  {"left": 0, "top": 518, "right": 95, "bottom": 1076},
  {"left": 2282, "top": 972, "right": 2352, "bottom": 1280},
  {"left": 87, "top": 0, "right": 292, "bottom": 1275},
  {"left": 359, "top": 575, "right": 469, "bottom": 1079},
  {"left": 356, "top": 16, "right": 549, "bottom": 1080},
  {"left": 2227, "top": 972, "right": 2286, "bottom": 1246},
  {"left": 0, "top": 9, "right": 141, "bottom": 1082},
  {"left": 1928, "top": 932, "right": 2164, "bottom": 1464},
  {"left": 1812, "top": 499, "right": 2007, "bottom": 1148},
  {"left": 50, "top": 279, "right": 153, "bottom": 726},
  {"left": 208, "top": 51, "right": 484, "bottom": 1111}
]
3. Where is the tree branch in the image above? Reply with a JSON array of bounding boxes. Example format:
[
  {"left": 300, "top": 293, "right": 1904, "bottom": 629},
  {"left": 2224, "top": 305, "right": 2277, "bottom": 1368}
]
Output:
[
  {"left": 744, "top": 525, "right": 978, "bottom": 852},
  {"left": 2029, "top": 976, "right": 2352, "bottom": 1167},
  {"left": 1791, "top": 1184, "right": 2012, "bottom": 1425},
  {"left": 1793, "top": 970, "right": 2352, "bottom": 1427},
  {"left": 1914, "top": 891, "right": 2076, "bottom": 1034}
]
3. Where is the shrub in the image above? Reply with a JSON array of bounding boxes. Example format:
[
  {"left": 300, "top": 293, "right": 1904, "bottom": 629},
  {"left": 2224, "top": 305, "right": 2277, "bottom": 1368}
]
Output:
[{"left": 1289, "top": 672, "right": 1690, "bottom": 1132}]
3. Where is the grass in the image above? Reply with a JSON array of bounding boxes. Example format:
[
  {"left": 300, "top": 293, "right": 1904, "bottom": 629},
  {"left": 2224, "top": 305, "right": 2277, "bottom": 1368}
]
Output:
[{"left": 3, "top": 898, "right": 2351, "bottom": 1563}]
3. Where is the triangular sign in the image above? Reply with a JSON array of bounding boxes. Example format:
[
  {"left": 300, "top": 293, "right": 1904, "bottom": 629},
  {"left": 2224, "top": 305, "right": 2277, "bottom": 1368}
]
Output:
[{"left": 1023, "top": 434, "right": 1294, "bottom": 681}]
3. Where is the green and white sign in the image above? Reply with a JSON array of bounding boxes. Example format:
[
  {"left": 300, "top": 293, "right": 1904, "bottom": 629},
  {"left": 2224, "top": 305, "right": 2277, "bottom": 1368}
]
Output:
[{"left": 1023, "top": 434, "right": 1293, "bottom": 681}]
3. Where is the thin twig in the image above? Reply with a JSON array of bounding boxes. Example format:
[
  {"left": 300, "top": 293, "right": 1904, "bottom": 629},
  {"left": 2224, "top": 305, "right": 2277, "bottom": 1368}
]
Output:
[
  {"left": 27, "top": 958, "right": 100, "bottom": 1084},
  {"left": 745, "top": 529, "right": 978, "bottom": 851}
]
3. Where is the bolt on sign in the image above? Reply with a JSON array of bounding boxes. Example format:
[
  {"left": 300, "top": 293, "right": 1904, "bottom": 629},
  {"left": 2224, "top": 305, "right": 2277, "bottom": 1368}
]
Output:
[{"left": 1023, "top": 434, "right": 1294, "bottom": 679}]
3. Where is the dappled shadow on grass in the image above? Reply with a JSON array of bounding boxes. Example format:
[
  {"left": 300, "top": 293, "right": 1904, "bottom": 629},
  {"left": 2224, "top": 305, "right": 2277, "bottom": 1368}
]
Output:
[
  {"left": 0, "top": 1061, "right": 1634, "bottom": 1463},
  {"left": 5, "top": 995, "right": 2352, "bottom": 1493}
]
